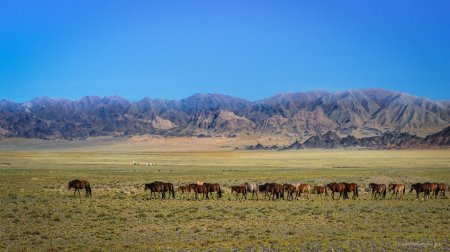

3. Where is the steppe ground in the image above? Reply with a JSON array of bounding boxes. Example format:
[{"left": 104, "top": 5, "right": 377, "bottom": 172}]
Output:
[{"left": 0, "top": 136, "right": 449, "bottom": 251}]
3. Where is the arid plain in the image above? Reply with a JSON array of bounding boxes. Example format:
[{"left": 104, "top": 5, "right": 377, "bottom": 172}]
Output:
[{"left": 0, "top": 136, "right": 449, "bottom": 251}]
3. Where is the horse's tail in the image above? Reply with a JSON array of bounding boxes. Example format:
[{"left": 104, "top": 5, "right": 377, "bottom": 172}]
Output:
[
  {"left": 383, "top": 188, "right": 386, "bottom": 198},
  {"left": 86, "top": 182, "right": 92, "bottom": 197},
  {"left": 402, "top": 186, "right": 405, "bottom": 195},
  {"left": 218, "top": 186, "right": 223, "bottom": 198}
]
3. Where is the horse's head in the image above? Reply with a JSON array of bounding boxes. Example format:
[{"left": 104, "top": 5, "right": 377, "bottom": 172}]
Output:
[
  {"left": 388, "top": 184, "right": 394, "bottom": 191},
  {"left": 410, "top": 183, "right": 418, "bottom": 193},
  {"left": 144, "top": 184, "right": 150, "bottom": 191},
  {"left": 68, "top": 181, "right": 75, "bottom": 190}
]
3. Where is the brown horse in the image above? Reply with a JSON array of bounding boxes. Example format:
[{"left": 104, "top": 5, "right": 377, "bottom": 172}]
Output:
[
  {"left": 283, "top": 184, "right": 296, "bottom": 201},
  {"left": 204, "top": 183, "right": 223, "bottom": 199},
  {"left": 369, "top": 183, "right": 386, "bottom": 200},
  {"left": 410, "top": 182, "right": 432, "bottom": 200},
  {"left": 269, "top": 184, "right": 284, "bottom": 200},
  {"left": 313, "top": 186, "right": 328, "bottom": 197},
  {"left": 68, "top": 179, "right": 92, "bottom": 197},
  {"left": 145, "top": 181, "right": 163, "bottom": 199},
  {"left": 388, "top": 183, "right": 405, "bottom": 199},
  {"left": 177, "top": 186, "right": 191, "bottom": 199},
  {"left": 343, "top": 183, "right": 359, "bottom": 200},
  {"left": 162, "top": 183, "right": 175, "bottom": 199},
  {"left": 436, "top": 183, "right": 446, "bottom": 197},
  {"left": 258, "top": 184, "right": 269, "bottom": 200},
  {"left": 260, "top": 183, "right": 276, "bottom": 200},
  {"left": 327, "top": 182, "right": 346, "bottom": 200},
  {"left": 295, "top": 184, "right": 311, "bottom": 200},
  {"left": 231, "top": 186, "right": 247, "bottom": 200},
  {"left": 189, "top": 184, "right": 208, "bottom": 200},
  {"left": 429, "top": 183, "right": 439, "bottom": 199}
]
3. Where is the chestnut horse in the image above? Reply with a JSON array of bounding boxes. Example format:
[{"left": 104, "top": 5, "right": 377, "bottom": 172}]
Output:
[
  {"left": 327, "top": 182, "right": 346, "bottom": 200},
  {"left": 189, "top": 184, "right": 208, "bottom": 200},
  {"left": 177, "top": 186, "right": 191, "bottom": 199},
  {"left": 369, "top": 183, "right": 386, "bottom": 200},
  {"left": 344, "top": 183, "right": 359, "bottom": 200},
  {"left": 295, "top": 184, "right": 311, "bottom": 200},
  {"left": 388, "top": 183, "right": 405, "bottom": 199},
  {"left": 313, "top": 186, "right": 328, "bottom": 197},
  {"left": 436, "top": 183, "right": 446, "bottom": 197},
  {"left": 68, "top": 179, "right": 91, "bottom": 197},
  {"left": 429, "top": 183, "right": 439, "bottom": 199},
  {"left": 283, "top": 184, "right": 296, "bottom": 201}
]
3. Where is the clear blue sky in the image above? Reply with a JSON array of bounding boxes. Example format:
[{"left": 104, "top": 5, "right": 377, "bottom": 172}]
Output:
[{"left": 1, "top": 0, "right": 449, "bottom": 102}]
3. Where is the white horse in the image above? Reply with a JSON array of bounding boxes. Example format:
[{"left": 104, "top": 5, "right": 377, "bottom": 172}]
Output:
[{"left": 244, "top": 182, "right": 259, "bottom": 200}]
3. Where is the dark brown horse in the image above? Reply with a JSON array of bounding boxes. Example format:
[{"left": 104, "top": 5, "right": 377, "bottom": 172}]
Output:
[
  {"left": 189, "top": 184, "right": 208, "bottom": 200},
  {"left": 388, "top": 183, "right": 405, "bottom": 199},
  {"left": 313, "top": 186, "right": 328, "bottom": 197},
  {"left": 269, "top": 184, "right": 284, "bottom": 200},
  {"left": 327, "top": 182, "right": 346, "bottom": 200},
  {"left": 258, "top": 184, "right": 269, "bottom": 200},
  {"left": 369, "top": 183, "right": 386, "bottom": 200},
  {"left": 145, "top": 181, "right": 164, "bottom": 199},
  {"left": 68, "top": 179, "right": 91, "bottom": 197},
  {"left": 260, "top": 183, "right": 276, "bottom": 200},
  {"left": 344, "top": 183, "right": 359, "bottom": 200},
  {"left": 204, "top": 183, "right": 223, "bottom": 199},
  {"left": 410, "top": 182, "right": 432, "bottom": 200},
  {"left": 231, "top": 186, "right": 247, "bottom": 200},
  {"left": 162, "top": 183, "right": 175, "bottom": 199}
]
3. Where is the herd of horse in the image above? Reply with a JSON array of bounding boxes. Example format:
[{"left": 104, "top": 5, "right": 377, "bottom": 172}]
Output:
[{"left": 68, "top": 179, "right": 447, "bottom": 201}]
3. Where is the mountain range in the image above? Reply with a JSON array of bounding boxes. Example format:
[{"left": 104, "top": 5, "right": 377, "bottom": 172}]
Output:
[
  {"left": 246, "top": 126, "right": 450, "bottom": 150},
  {"left": 0, "top": 89, "right": 449, "bottom": 145}
]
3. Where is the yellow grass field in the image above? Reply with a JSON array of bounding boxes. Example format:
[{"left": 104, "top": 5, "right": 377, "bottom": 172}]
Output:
[{"left": 0, "top": 138, "right": 449, "bottom": 251}]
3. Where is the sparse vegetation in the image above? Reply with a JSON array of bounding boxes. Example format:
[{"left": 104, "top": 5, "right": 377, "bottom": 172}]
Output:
[{"left": 0, "top": 149, "right": 449, "bottom": 251}]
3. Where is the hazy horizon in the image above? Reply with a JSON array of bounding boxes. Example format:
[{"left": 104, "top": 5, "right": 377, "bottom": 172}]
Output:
[{"left": 1, "top": 88, "right": 449, "bottom": 103}]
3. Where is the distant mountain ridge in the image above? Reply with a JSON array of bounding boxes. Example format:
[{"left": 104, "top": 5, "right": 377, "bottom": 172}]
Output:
[
  {"left": 246, "top": 126, "right": 450, "bottom": 150},
  {"left": 0, "top": 89, "right": 449, "bottom": 141}
]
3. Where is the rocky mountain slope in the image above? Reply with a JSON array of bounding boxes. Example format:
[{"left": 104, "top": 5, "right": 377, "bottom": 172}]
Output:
[
  {"left": 0, "top": 89, "right": 449, "bottom": 141},
  {"left": 246, "top": 126, "right": 450, "bottom": 150}
]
